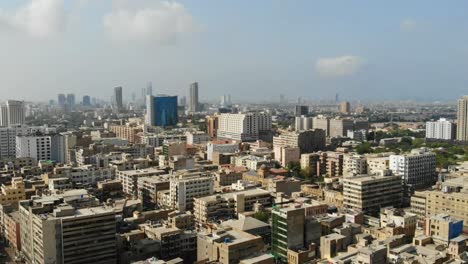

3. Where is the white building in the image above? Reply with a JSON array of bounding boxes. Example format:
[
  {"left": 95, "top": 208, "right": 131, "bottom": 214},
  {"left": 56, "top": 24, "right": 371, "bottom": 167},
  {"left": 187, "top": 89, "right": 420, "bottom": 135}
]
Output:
[
  {"left": 169, "top": 172, "right": 214, "bottom": 211},
  {"left": 217, "top": 112, "right": 271, "bottom": 141},
  {"left": 425, "top": 118, "right": 456, "bottom": 140},
  {"left": 389, "top": 148, "right": 437, "bottom": 188},
  {"left": 295, "top": 115, "right": 313, "bottom": 131},
  {"left": 0, "top": 100, "right": 25, "bottom": 127},
  {"left": 343, "top": 154, "right": 367, "bottom": 176},
  {"left": 16, "top": 135, "right": 52, "bottom": 162},
  {"left": 207, "top": 141, "right": 239, "bottom": 161},
  {"left": 186, "top": 131, "right": 209, "bottom": 145}
]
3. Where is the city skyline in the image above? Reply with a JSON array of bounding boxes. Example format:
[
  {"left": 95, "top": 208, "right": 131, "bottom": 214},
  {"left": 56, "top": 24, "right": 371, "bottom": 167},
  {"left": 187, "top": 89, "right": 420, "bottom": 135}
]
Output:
[{"left": 0, "top": 0, "right": 468, "bottom": 102}]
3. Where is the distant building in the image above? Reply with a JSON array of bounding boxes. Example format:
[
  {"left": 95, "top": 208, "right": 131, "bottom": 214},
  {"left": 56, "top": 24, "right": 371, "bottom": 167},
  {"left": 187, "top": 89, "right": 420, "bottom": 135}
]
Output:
[
  {"left": 295, "top": 115, "right": 313, "bottom": 131},
  {"left": 295, "top": 105, "right": 308, "bottom": 117},
  {"left": 313, "top": 116, "right": 330, "bottom": 137},
  {"left": 189, "top": 82, "right": 199, "bottom": 112},
  {"left": 340, "top": 101, "right": 351, "bottom": 114},
  {"left": 329, "top": 118, "right": 354, "bottom": 138},
  {"left": 273, "top": 129, "right": 326, "bottom": 154},
  {"left": 169, "top": 172, "right": 214, "bottom": 211},
  {"left": 82, "top": 95, "right": 91, "bottom": 106},
  {"left": 146, "top": 95, "right": 178, "bottom": 127},
  {"left": 426, "top": 118, "right": 456, "bottom": 140},
  {"left": 456, "top": 96, "right": 468, "bottom": 141},
  {"left": 206, "top": 115, "right": 219, "bottom": 138},
  {"left": 0, "top": 100, "right": 25, "bottom": 127},
  {"left": 16, "top": 134, "right": 52, "bottom": 162},
  {"left": 113, "top": 86, "right": 123, "bottom": 110}
]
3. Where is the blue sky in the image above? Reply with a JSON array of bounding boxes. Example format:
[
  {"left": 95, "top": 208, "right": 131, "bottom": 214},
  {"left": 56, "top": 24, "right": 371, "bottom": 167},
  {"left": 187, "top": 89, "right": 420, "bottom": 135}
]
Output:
[{"left": 0, "top": 0, "right": 467, "bottom": 102}]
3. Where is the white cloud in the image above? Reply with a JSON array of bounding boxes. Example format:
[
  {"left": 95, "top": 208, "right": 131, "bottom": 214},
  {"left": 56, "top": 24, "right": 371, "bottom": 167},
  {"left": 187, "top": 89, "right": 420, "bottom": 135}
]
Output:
[
  {"left": 103, "top": 1, "right": 199, "bottom": 44},
  {"left": 316, "top": 55, "right": 364, "bottom": 78},
  {"left": 400, "top": 19, "right": 418, "bottom": 32},
  {"left": 0, "top": 0, "right": 65, "bottom": 38}
]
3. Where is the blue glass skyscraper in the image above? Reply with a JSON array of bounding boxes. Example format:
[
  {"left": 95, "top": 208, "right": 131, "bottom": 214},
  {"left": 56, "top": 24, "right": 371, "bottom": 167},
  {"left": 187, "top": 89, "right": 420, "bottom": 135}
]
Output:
[{"left": 146, "top": 95, "right": 178, "bottom": 127}]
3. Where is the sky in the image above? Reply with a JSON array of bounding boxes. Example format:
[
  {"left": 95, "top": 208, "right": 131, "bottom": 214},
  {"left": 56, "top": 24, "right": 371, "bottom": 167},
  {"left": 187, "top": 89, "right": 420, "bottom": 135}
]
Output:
[{"left": 0, "top": 0, "right": 467, "bottom": 103}]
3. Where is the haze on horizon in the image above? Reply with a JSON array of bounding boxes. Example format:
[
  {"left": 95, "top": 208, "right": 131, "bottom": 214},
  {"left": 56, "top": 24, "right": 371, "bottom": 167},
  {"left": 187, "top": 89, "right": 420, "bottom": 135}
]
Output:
[{"left": 0, "top": 0, "right": 467, "bottom": 103}]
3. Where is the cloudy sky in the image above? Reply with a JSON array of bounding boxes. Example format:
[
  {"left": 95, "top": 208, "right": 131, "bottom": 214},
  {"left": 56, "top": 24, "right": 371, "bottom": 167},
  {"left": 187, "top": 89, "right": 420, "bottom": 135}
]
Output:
[{"left": 0, "top": 0, "right": 467, "bottom": 103}]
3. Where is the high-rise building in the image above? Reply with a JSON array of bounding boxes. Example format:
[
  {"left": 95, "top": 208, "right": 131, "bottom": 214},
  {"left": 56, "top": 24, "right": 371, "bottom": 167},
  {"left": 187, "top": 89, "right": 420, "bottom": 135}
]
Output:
[
  {"left": 271, "top": 205, "right": 305, "bottom": 262},
  {"left": 206, "top": 115, "right": 219, "bottom": 138},
  {"left": 82, "top": 95, "right": 91, "bottom": 106},
  {"left": 19, "top": 194, "right": 117, "bottom": 264},
  {"left": 146, "top": 82, "right": 153, "bottom": 96},
  {"left": 389, "top": 148, "right": 437, "bottom": 189},
  {"left": 0, "top": 100, "right": 25, "bottom": 127},
  {"left": 273, "top": 129, "right": 326, "bottom": 155},
  {"left": 340, "top": 101, "right": 351, "bottom": 114},
  {"left": 189, "top": 82, "right": 199, "bottom": 112},
  {"left": 343, "top": 175, "right": 402, "bottom": 214},
  {"left": 217, "top": 112, "right": 272, "bottom": 142},
  {"left": 57, "top": 94, "right": 66, "bottom": 106},
  {"left": 169, "top": 172, "right": 214, "bottom": 211},
  {"left": 16, "top": 135, "right": 52, "bottom": 162},
  {"left": 426, "top": 118, "right": 456, "bottom": 140},
  {"left": 113, "top": 86, "right": 123, "bottom": 110},
  {"left": 329, "top": 118, "right": 354, "bottom": 138},
  {"left": 66, "top": 94, "right": 75, "bottom": 107},
  {"left": 456, "top": 96, "right": 468, "bottom": 141},
  {"left": 295, "top": 115, "right": 313, "bottom": 131},
  {"left": 146, "top": 95, "right": 179, "bottom": 127},
  {"left": 313, "top": 116, "right": 330, "bottom": 137},
  {"left": 295, "top": 105, "right": 308, "bottom": 117}
]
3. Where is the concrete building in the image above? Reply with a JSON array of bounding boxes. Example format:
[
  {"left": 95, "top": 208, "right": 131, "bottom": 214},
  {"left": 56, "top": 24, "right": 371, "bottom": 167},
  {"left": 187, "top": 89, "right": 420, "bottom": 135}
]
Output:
[
  {"left": 189, "top": 82, "right": 199, "bottom": 112},
  {"left": 0, "top": 100, "right": 25, "bottom": 127},
  {"left": 197, "top": 228, "right": 265, "bottom": 264},
  {"left": 137, "top": 175, "right": 171, "bottom": 208},
  {"left": 366, "top": 154, "right": 391, "bottom": 176},
  {"left": 389, "top": 148, "right": 437, "bottom": 189},
  {"left": 19, "top": 195, "right": 116, "bottom": 264},
  {"left": 271, "top": 205, "right": 305, "bottom": 262},
  {"left": 340, "top": 101, "right": 351, "bottom": 114},
  {"left": 312, "top": 116, "right": 330, "bottom": 137},
  {"left": 193, "top": 189, "right": 271, "bottom": 223},
  {"left": 0, "top": 204, "right": 21, "bottom": 253},
  {"left": 295, "top": 116, "right": 313, "bottom": 131},
  {"left": 295, "top": 105, "right": 308, "bottom": 117},
  {"left": 273, "top": 129, "right": 326, "bottom": 154},
  {"left": 275, "top": 146, "right": 300, "bottom": 167},
  {"left": 456, "top": 95, "right": 468, "bottom": 141},
  {"left": 343, "top": 154, "right": 367, "bottom": 176},
  {"left": 146, "top": 95, "right": 178, "bottom": 127},
  {"left": 426, "top": 214, "right": 463, "bottom": 245},
  {"left": 0, "top": 177, "right": 25, "bottom": 205},
  {"left": 207, "top": 140, "right": 239, "bottom": 161},
  {"left": 206, "top": 115, "right": 219, "bottom": 138},
  {"left": 16, "top": 134, "right": 52, "bottom": 162},
  {"left": 217, "top": 112, "right": 272, "bottom": 142},
  {"left": 169, "top": 172, "right": 214, "bottom": 211},
  {"left": 186, "top": 131, "right": 209, "bottom": 145},
  {"left": 117, "top": 168, "right": 166, "bottom": 198},
  {"left": 109, "top": 124, "right": 143, "bottom": 143},
  {"left": 300, "top": 153, "right": 320, "bottom": 176},
  {"left": 426, "top": 118, "right": 456, "bottom": 140},
  {"left": 329, "top": 118, "right": 354, "bottom": 138},
  {"left": 113, "top": 86, "right": 123, "bottom": 110},
  {"left": 343, "top": 175, "right": 402, "bottom": 215}
]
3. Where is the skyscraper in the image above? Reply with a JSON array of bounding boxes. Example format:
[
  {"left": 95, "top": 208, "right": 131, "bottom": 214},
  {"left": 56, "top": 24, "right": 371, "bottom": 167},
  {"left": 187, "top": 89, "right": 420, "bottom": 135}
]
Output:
[
  {"left": 0, "top": 100, "right": 25, "bottom": 127},
  {"left": 82, "top": 95, "right": 91, "bottom": 106},
  {"left": 146, "top": 82, "right": 153, "bottom": 96},
  {"left": 66, "top": 94, "right": 75, "bottom": 107},
  {"left": 146, "top": 95, "right": 178, "bottom": 127},
  {"left": 295, "top": 105, "right": 308, "bottom": 117},
  {"left": 57, "top": 94, "right": 66, "bottom": 106},
  {"left": 189, "top": 82, "right": 199, "bottom": 112},
  {"left": 456, "top": 96, "right": 468, "bottom": 141},
  {"left": 113, "top": 86, "right": 123, "bottom": 110}
]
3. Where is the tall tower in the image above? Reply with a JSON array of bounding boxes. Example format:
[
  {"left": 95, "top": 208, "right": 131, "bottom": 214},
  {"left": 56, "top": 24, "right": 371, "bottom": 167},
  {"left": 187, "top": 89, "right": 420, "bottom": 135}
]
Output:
[
  {"left": 146, "top": 82, "right": 153, "bottom": 96},
  {"left": 113, "top": 86, "right": 123, "bottom": 110},
  {"left": 189, "top": 82, "right": 199, "bottom": 112},
  {"left": 457, "top": 96, "right": 468, "bottom": 141}
]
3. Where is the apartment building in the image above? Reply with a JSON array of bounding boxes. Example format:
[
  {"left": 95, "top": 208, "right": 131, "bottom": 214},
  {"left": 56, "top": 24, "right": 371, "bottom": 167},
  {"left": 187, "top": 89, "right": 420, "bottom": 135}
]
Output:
[
  {"left": 117, "top": 167, "right": 166, "bottom": 198},
  {"left": 329, "top": 118, "right": 354, "bottom": 138},
  {"left": 193, "top": 189, "right": 271, "bottom": 223},
  {"left": 217, "top": 112, "right": 272, "bottom": 142},
  {"left": 343, "top": 154, "right": 367, "bottom": 176},
  {"left": 273, "top": 129, "right": 326, "bottom": 154},
  {"left": 169, "top": 172, "right": 214, "bottom": 211},
  {"left": 109, "top": 124, "right": 143, "bottom": 143},
  {"left": 425, "top": 118, "right": 456, "bottom": 140},
  {"left": 389, "top": 148, "right": 437, "bottom": 189},
  {"left": 16, "top": 134, "right": 52, "bottom": 162},
  {"left": 137, "top": 175, "right": 171, "bottom": 209},
  {"left": 0, "top": 177, "right": 25, "bottom": 205}
]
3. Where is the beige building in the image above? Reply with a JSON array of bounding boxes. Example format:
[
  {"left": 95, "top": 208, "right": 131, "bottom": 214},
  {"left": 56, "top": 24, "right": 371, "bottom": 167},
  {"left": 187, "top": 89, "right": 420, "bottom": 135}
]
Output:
[
  {"left": 273, "top": 129, "right": 326, "bottom": 154},
  {"left": 275, "top": 146, "right": 300, "bottom": 167},
  {"left": 197, "top": 228, "right": 265, "bottom": 264},
  {"left": 329, "top": 118, "right": 354, "bottom": 138},
  {"left": 313, "top": 116, "right": 330, "bottom": 137},
  {"left": 0, "top": 204, "right": 21, "bottom": 253},
  {"left": 137, "top": 175, "right": 171, "bottom": 208},
  {"left": 109, "top": 124, "right": 143, "bottom": 143},
  {"left": 19, "top": 195, "right": 116, "bottom": 264},
  {"left": 456, "top": 95, "right": 468, "bottom": 141},
  {"left": 169, "top": 172, "right": 214, "bottom": 211},
  {"left": 425, "top": 214, "right": 463, "bottom": 244},
  {"left": 0, "top": 177, "right": 25, "bottom": 205},
  {"left": 117, "top": 167, "right": 166, "bottom": 198},
  {"left": 343, "top": 154, "right": 367, "bottom": 176},
  {"left": 366, "top": 154, "right": 391, "bottom": 176},
  {"left": 193, "top": 189, "right": 271, "bottom": 223},
  {"left": 343, "top": 175, "right": 402, "bottom": 214}
]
